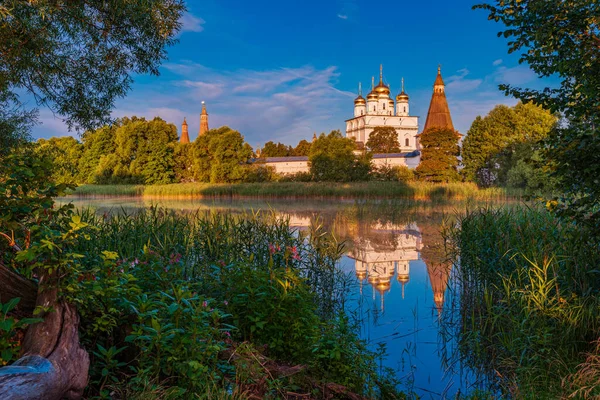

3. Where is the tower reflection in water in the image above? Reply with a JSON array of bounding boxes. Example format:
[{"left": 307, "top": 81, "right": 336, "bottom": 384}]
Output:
[
  {"left": 287, "top": 215, "right": 451, "bottom": 315},
  {"left": 349, "top": 222, "right": 422, "bottom": 311}
]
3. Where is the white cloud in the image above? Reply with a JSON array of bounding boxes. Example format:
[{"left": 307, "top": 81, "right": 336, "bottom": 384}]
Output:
[
  {"left": 107, "top": 63, "right": 354, "bottom": 145},
  {"left": 180, "top": 13, "right": 205, "bottom": 33},
  {"left": 445, "top": 69, "right": 483, "bottom": 93},
  {"left": 337, "top": 14, "right": 348, "bottom": 20},
  {"left": 494, "top": 65, "right": 537, "bottom": 86},
  {"left": 493, "top": 59, "right": 503, "bottom": 66}
]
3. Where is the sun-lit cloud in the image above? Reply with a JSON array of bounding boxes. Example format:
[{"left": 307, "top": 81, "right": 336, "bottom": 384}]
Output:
[
  {"left": 180, "top": 13, "right": 205, "bottom": 33},
  {"left": 493, "top": 59, "right": 503, "bottom": 66},
  {"left": 337, "top": 14, "right": 348, "bottom": 20}
]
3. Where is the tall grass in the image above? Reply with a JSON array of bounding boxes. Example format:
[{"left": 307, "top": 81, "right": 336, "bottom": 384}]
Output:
[
  {"left": 74, "top": 181, "right": 517, "bottom": 201},
  {"left": 449, "top": 205, "right": 600, "bottom": 398},
  {"left": 67, "top": 207, "right": 405, "bottom": 397}
]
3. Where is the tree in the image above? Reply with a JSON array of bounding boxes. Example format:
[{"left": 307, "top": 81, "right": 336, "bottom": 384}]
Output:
[
  {"left": 78, "top": 124, "right": 119, "bottom": 183},
  {"left": 292, "top": 139, "right": 312, "bottom": 156},
  {"left": 174, "top": 142, "right": 195, "bottom": 183},
  {"left": 0, "top": 2, "right": 184, "bottom": 396},
  {"left": 462, "top": 102, "right": 556, "bottom": 184},
  {"left": 192, "top": 127, "right": 253, "bottom": 183},
  {"left": 309, "top": 130, "right": 370, "bottom": 181},
  {"left": 366, "top": 126, "right": 401, "bottom": 153},
  {"left": 415, "top": 127, "right": 461, "bottom": 182},
  {"left": 35, "top": 137, "right": 83, "bottom": 184},
  {"left": 475, "top": 0, "right": 600, "bottom": 232},
  {"left": 261, "top": 141, "right": 292, "bottom": 157},
  {"left": 0, "top": 1, "right": 185, "bottom": 132}
]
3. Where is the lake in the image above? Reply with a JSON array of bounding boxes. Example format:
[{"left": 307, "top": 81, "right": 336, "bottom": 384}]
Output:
[{"left": 64, "top": 196, "right": 496, "bottom": 398}]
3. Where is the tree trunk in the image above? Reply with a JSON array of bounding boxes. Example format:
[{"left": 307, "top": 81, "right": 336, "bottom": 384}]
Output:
[
  {"left": 0, "top": 273, "right": 89, "bottom": 399},
  {"left": 0, "top": 262, "right": 37, "bottom": 318}
]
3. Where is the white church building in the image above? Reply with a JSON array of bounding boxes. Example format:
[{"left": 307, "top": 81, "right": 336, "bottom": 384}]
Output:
[
  {"left": 258, "top": 66, "right": 455, "bottom": 174},
  {"left": 346, "top": 65, "right": 419, "bottom": 152}
]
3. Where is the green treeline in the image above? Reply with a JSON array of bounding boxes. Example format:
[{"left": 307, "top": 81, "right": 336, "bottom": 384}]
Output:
[{"left": 38, "top": 103, "right": 557, "bottom": 192}]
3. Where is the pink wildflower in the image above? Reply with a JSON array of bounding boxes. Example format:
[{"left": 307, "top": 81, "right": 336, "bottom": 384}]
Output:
[
  {"left": 202, "top": 300, "right": 208, "bottom": 308},
  {"left": 223, "top": 300, "right": 229, "bottom": 306},
  {"left": 268, "top": 244, "right": 276, "bottom": 255}
]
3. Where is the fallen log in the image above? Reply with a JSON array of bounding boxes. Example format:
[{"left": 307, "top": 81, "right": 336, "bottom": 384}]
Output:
[
  {"left": 0, "top": 275, "right": 89, "bottom": 399},
  {"left": 0, "top": 262, "right": 37, "bottom": 318}
]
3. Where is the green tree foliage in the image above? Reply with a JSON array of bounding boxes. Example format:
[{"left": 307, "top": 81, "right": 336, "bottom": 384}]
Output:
[
  {"left": 192, "top": 126, "right": 253, "bottom": 183},
  {"left": 78, "top": 117, "right": 178, "bottom": 184},
  {"left": 309, "top": 130, "right": 371, "bottom": 181},
  {"left": 415, "top": 127, "right": 461, "bottom": 182},
  {"left": 0, "top": 0, "right": 185, "bottom": 132},
  {"left": 35, "top": 136, "right": 83, "bottom": 184},
  {"left": 261, "top": 141, "right": 292, "bottom": 157},
  {"left": 366, "top": 126, "right": 401, "bottom": 153},
  {"left": 475, "top": 0, "right": 600, "bottom": 231},
  {"left": 114, "top": 117, "right": 179, "bottom": 184},
  {"left": 173, "top": 143, "right": 195, "bottom": 183},
  {"left": 462, "top": 102, "right": 556, "bottom": 187},
  {"left": 0, "top": 93, "right": 36, "bottom": 155},
  {"left": 292, "top": 139, "right": 312, "bottom": 156},
  {"left": 78, "top": 125, "right": 119, "bottom": 183}
]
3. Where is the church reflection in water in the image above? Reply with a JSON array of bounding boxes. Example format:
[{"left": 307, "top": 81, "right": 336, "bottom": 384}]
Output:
[{"left": 287, "top": 215, "right": 452, "bottom": 315}]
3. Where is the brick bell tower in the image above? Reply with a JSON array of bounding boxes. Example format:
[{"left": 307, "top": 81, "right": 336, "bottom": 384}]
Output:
[
  {"left": 199, "top": 101, "right": 209, "bottom": 136},
  {"left": 180, "top": 117, "right": 190, "bottom": 144}
]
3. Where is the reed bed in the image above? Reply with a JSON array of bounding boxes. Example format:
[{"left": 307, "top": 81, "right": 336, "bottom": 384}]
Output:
[
  {"left": 450, "top": 205, "right": 600, "bottom": 398},
  {"left": 68, "top": 207, "right": 404, "bottom": 398},
  {"left": 74, "top": 181, "right": 516, "bottom": 201}
]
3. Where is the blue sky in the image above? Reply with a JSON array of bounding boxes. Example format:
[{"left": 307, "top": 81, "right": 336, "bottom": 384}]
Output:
[{"left": 33, "top": 0, "right": 552, "bottom": 147}]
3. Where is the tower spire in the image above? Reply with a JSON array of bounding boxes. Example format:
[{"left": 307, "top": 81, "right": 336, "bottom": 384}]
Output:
[
  {"left": 423, "top": 66, "right": 454, "bottom": 132},
  {"left": 180, "top": 117, "right": 190, "bottom": 144},
  {"left": 358, "top": 82, "right": 362, "bottom": 96},
  {"left": 401, "top": 77, "right": 405, "bottom": 93},
  {"left": 199, "top": 101, "right": 209, "bottom": 136},
  {"left": 371, "top": 76, "right": 375, "bottom": 90},
  {"left": 379, "top": 64, "right": 383, "bottom": 84}
]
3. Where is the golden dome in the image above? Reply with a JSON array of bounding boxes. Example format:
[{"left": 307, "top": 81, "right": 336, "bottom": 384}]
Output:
[
  {"left": 397, "top": 78, "right": 409, "bottom": 101},
  {"left": 396, "top": 92, "right": 409, "bottom": 101},
  {"left": 397, "top": 274, "right": 410, "bottom": 283},
  {"left": 375, "top": 280, "right": 391, "bottom": 293},
  {"left": 366, "top": 91, "right": 378, "bottom": 101},
  {"left": 354, "top": 95, "right": 366, "bottom": 105},
  {"left": 356, "top": 270, "right": 367, "bottom": 280},
  {"left": 374, "top": 83, "right": 390, "bottom": 95}
]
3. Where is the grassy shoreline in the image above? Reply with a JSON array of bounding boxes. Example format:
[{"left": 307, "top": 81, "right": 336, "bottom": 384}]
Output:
[{"left": 72, "top": 181, "right": 518, "bottom": 201}]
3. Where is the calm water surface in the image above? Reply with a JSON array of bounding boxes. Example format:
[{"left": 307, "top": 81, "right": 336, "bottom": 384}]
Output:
[{"left": 64, "top": 196, "right": 494, "bottom": 399}]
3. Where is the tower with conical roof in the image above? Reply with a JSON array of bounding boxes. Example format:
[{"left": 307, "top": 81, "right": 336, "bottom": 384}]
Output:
[
  {"left": 199, "top": 101, "right": 209, "bottom": 136},
  {"left": 180, "top": 117, "right": 190, "bottom": 144},
  {"left": 422, "top": 66, "right": 454, "bottom": 132}
]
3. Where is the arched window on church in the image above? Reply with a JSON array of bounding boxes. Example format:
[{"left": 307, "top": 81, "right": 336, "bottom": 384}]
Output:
[
  {"left": 405, "top": 138, "right": 409, "bottom": 147},
  {"left": 383, "top": 103, "right": 386, "bottom": 110},
  {"left": 361, "top": 110, "right": 364, "bottom": 115},
  {"left": 404, "top": 107, "right": 406, "bottom": 113},
  {"left": 373, "top": 106, "right": 376, "bottom": 111}
]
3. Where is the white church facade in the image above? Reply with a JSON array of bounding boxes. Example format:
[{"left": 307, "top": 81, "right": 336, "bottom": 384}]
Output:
[
  {"left": 346, "top": 66, "right": 420, "bottom": 152},
  {"left": 249, "top": 66, "right": 455, "bottom": 175}
]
